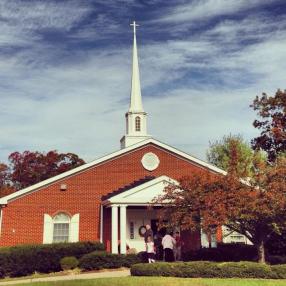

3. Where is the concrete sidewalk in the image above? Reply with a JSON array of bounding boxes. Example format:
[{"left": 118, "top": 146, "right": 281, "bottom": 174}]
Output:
[{"left": 0, "top": 269, "right": 130, "bottom": 285}]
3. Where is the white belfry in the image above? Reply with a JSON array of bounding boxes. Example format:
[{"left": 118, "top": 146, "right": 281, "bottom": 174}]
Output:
[{"left": 120, "top": 21, "right": 151, "bottom": 149}]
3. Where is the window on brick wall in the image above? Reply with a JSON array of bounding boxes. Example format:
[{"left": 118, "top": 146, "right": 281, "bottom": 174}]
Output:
[{"left": 53, "top": 212, "right": 70, "bottom": 243}]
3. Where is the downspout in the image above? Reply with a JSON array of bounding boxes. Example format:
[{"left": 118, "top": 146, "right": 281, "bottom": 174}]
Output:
[
  {"left": 100, "top": 204, "right": 103, "bottom": 243},
  {"left": 0, "top": 207, "right": 3, "bottom": 238}
]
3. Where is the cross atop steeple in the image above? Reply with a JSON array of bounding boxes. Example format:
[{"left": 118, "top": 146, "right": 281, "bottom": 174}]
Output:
[{"left": 130, "top": 21, "right": 139, "bottom": 35}]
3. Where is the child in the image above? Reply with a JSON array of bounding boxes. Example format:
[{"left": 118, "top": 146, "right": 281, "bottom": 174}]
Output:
[{"left": 146, "top": 235, "right": 156, "bottom": 263}]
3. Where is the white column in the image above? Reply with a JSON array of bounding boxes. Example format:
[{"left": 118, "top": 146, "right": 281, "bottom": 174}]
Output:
[
  {"left": 120, "top": 205, "right": 127, "bottom": 254},
  {"left": 111, "top": 205, "right": 118, "bottom": 254}
]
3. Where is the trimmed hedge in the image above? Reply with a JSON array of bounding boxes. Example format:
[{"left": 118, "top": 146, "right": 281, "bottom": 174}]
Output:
[
  {"left": 266, "top": 230, "right": 286, "bottom": 256},
  {"left": 79, "top": 251, "right": 142, "bottom": 270},
  {"left": 183, "top": 244, "right": 257, "bottom": 262},
  {"left": 131, "top": 261, "right": 286, "bottom": 279},
  {"left": 0, "top": 241, "right": 104, "bottom": 278},
  {"left": 271, "top": 265, "right": 286, "bottom": 279},
  {"left": 183, "top": 244, "right": 286, "bottom": 265},
  {"left": 268, "top": 255, "right": 286, "bottom": 265}
]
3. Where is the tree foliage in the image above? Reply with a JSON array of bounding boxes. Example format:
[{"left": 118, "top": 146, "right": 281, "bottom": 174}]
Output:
[
  {"left": 0, "top": 150, "right": 85, "bottom": 191},
  {"left": 154, "top": 143, "right": 286, "bottom": 263},
  {"left": 0, "top": 163, "right": 14, "bottom": 198},
  {"left": 0, "top": 163, "right": 9, "bottom": 187},
  {"left": 251, "top": 89, "right": 286, "bottom": 161},
  {"left": 207, "top": 134, "right": 265, "bottom": 177},
  {"left": 8, "top": 151, "right": 85, "bottom": 190}
]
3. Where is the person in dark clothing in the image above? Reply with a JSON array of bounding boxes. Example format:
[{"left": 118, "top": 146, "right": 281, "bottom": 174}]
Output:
[
  {"left": 144, "top": 224, "right": 153, "bottom": 243},
  {"left": 154, "top": 232, "right": 163, "bottom": 260}
]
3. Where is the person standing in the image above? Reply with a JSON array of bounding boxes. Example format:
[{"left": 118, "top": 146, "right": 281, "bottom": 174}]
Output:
[
  {"left": 174, "top": 231, "right": 182, "bottom": 261},
  {"left": 154, "top": 232, "right": 163, "bottom": 260},
  {"left": 142, "top": 224, "right": 153, "bottom": 263},
  {"left": 144, "top": 224, "right": 153, "bottom": 243},
  {"left": 146, "top": 236, "right": 156, "bottom": 263},
  {"left": 162, "top": 231, "right": 176, "bottom": 262}
]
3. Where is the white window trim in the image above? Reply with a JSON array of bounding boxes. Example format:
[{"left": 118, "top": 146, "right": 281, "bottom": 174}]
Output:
[
  {"left": 53, "top": 213, "right": 70, "bottom": 243},
  {"left": 43, "top": 213, "right": 80, "bottom": 244},
  {"left": 43, "top": 214, "right": 53, "bottom": 244},
  {"left": 70, "top": 213, "right": 80, "bottom": 242}
]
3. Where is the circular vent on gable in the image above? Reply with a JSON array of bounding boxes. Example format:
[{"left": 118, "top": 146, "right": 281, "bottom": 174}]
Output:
[{"left": 141, "top": 152, "right": 160, "bottom": 171}]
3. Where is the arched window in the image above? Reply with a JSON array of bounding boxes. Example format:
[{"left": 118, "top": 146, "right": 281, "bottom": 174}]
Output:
[
  {"left": 135, "top": 116, "right": 141, "bottom": 132},
  {"left": 53, "top": 212, "right": 70, "bottom": 243}
]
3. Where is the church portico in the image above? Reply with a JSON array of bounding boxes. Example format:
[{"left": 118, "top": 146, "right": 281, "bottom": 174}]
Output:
[
  {"left": 102, "top": 175, "right": 178, "bottom": 254},
  {"left": 107, "top": 204, "right": 160, "bottom": 254}
]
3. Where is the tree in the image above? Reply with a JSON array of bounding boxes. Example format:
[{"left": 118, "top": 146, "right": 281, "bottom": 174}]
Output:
[
  {"left": 8, "top": 151, "right": 85, "bottom": 190},
  {"left": 251, "top": 89, "right": 286, "bottom": 162},
  {"left": 0, "top": 163, "right": 14, "bottom": 197},
  {"left": 0, "top": 163, "right": 9, "bottom": 187},
  {"left": 154, "top": 143, "right": 286, "bottom": 263},
  {"left": 207, "top": 134, "right": 265, "bottom": 177}
]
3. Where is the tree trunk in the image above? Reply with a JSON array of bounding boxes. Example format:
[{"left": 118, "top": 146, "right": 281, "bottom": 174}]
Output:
[{"left": 257, "top": 240, "right": 266, "bottom": 263}]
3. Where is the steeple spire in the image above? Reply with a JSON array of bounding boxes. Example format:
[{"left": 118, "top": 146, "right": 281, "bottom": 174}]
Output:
[
  {"left": 120, "top": 21, "right": 151, "bottom": 149},
  {"left": 129, "top": 21, "right": 143, "bottom": 112}
]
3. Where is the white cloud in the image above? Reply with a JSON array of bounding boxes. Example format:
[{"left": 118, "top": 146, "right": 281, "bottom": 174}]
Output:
[
  {"left": 155, "top": 0, "right": 278, "bottom": 24},
  {"left": 0, "top": 0, "right": 285, "bottom": 165},
  {"left": 0, "top": 0, "right": 93, "bottom": 47},
  {"left": 0, "top": 0, "right": 92, "bottom": 30}
]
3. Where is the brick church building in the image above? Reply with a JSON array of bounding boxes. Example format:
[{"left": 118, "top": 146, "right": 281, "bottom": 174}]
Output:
[{"left": 0, "top": 22, "right": 230, "bottom": 254}]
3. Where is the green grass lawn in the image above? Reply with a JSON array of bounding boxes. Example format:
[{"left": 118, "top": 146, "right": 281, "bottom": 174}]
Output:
[{"left": 5, "top": 277, "right": 286, "bottom": 286}]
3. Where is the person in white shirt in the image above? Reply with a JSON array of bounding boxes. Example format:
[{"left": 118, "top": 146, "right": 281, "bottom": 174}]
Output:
[
  {"left": 146, "top": 235, "right": 155, "bottom": 263},
  {"left": 162, "top": 232, "right": 176, "bottom": 262}
]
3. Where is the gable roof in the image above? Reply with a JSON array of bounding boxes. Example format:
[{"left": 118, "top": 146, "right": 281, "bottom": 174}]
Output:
[
  {"left": 101, "top": 176, "right": 156, "bottom": 201},
  {"left": 102, "top": 175, "right": 179, "bottom": 205},
  {"left": 0, "top": 138, "right": 226, "bottom": 205}
]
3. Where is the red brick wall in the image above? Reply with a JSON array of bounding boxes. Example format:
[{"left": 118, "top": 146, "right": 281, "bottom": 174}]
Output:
[{"left": 0, "top": 143, "right": 213, "bottom": 249}]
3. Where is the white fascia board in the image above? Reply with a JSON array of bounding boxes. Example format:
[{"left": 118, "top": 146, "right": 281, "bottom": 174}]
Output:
[{"left": 0, "top": 138, "right": 226, "bottom": 205}]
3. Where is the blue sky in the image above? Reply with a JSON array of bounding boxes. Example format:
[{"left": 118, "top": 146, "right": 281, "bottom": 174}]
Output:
[{"left": 0, "top": 0, "right": 286, "bottom": 163}]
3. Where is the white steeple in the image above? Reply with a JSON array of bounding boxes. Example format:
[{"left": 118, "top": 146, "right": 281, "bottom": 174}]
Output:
[
  {"left": 120, "top": 21, "right": 151, "bottom": 149},
  {"left": 129, "top": 21, "right": 143, "bottom": 112}
]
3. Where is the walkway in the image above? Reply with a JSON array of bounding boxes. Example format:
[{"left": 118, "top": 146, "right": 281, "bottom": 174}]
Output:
[{"left": 0, "top": 269, "right": 130, "bottom": 285}]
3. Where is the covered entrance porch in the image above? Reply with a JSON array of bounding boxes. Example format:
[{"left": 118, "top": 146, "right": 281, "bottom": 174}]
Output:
[{"left": 101, "top": 176, "right": 178, "bottom": 254}]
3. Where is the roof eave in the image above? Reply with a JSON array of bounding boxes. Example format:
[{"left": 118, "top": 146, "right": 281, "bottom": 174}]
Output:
[{"left": 0, "top": 137, "right": 226, "bottom": 205}]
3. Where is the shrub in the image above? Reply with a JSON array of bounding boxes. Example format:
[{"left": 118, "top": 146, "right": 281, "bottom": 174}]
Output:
[
  {"left": 137, "top": 251, "right": 148, "bottom": 263},
  {"left": 266, "top": 230, "right": 286, "bottom": 256},
  {"left": 271, "top": 264, "right": 286, "bottom": 279},
  {"left": 267, "top": 255, "right": 286, "bottom": 265},
  {"left": 60, "top": 256, "right": 79, "bottom": 270},
  {"left": 183, "top": 243, "right": 257, "bottom": 262},
  {"left": 79, "top": 251, "right": 141, "bottom": 271},
  {"left": 0, "top": 241, "right": 104, "bottom": 278},
  {"left": 0, "top": 268, "right": 4, "bottom": 279},
  {"left": 218, "top": 262, "right": 274, "bottom": 279},
  {"left": 183, "top": 244, "right": 286, "bottom": 265},
  {"left": 130, "top": 261, "right": 283, "bottom": 279}
]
